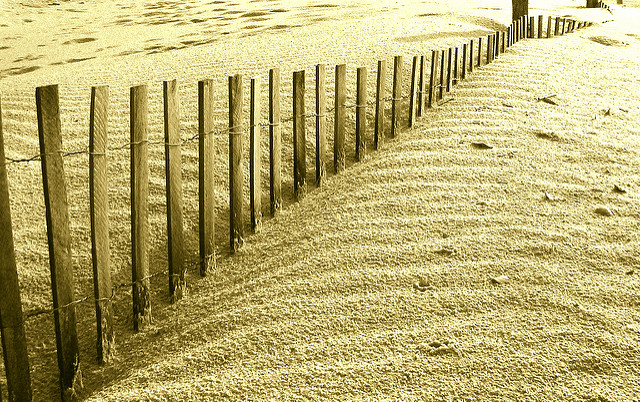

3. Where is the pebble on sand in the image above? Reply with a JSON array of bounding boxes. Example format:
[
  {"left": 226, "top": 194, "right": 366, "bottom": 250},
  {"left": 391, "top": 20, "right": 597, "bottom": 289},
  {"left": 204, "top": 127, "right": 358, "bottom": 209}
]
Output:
[{"left": 594, "top": 206, "right": 613, "bottom": 216}]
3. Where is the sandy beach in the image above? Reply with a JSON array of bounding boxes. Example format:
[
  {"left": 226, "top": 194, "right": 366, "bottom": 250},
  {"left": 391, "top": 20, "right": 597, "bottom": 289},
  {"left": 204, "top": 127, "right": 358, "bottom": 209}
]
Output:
[{"left": 1, "top": 0, "right": 639, "bottom": 399}]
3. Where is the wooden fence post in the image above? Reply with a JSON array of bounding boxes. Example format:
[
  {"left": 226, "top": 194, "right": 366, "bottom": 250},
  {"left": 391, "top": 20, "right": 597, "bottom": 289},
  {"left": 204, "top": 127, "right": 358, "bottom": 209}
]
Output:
[
  {"left": 469, "top": 40, "right": 474, "bottom": 72},
  {"left": 89, "top": 85, "right": 115, "bottom": 361},
  {"left": 486, "top": 34, "right": 492, "bottom": 64},
  {"left": 554, "top": 17, "right": 560, "bottom": 36},
  {"left": 461, "top": 44, "right": 467, "bottom": 80},
  {"left": 374, "top": 60, "right": 386, "bottom": 149},
  {"left": 229, "top": 74, "right": 244, "bottom": 252},
  {"left": 561, "top": 18, "right": 566, "bottom": 35},
  {"left": 356, "top": 67, "right": 367, "bottom": 160},
  {"left": 37, "top": 85, "right": 81, "bottom": 400},
  {"left": 501, "top": 31, "right": 506, "bottom": 53},
  {"left": 250, "top": 76, "right": 262, "bottom": 233},
  {"left": 538, "top": 15, "right": 543, "bottom": 38},
  {"left": 438, "top": 50, "right": 445, "bottom": 100},
  {"left": 391, "top": 56, "right": 402, "bottom": 138},
  {"left": 163, "top": 80, "right": 185, "bottom": 303},
  {"left": 428, "top": 50, "right": 438, "bottom": 108},
  {"left": 453, "top": 47, "right": 459, "bottom": 84},
  {"left": 198, "top": 79, "right": 215, "bottom": 276},
  {"left": 417, "top": 55, "right": 425, "bottom": 117},
  {"left": 315, "top": 64, "right": 327, "bottom": 184},
  {"left": 409, "top": 56, "right": 418, "bottom": 128},
  {"left": 130, "top": 85, "right": 151, "bottom": 333},
  {"left": 269, "top": 68, "right": 282, "bottom": 215},
  {"left": 292, "top": 70, "right": 306, "bottom": 200},
  {"left": 334, "top": 64, "right": 346, "bottom": 172},
  {"left": 529, "top": 16, "right": 535, "bottom": 37},
  {"left": 0, "top": 95, "right": 32, "bottom": 401},
  {"left": 477, "top": 37, "right": 482, "bottom": 66},
  {"left": 495, "top": 31, "right": 500, "bottom": 57},
  {"left": 446, "top": 48, "right": 452, "bottom": 91}
]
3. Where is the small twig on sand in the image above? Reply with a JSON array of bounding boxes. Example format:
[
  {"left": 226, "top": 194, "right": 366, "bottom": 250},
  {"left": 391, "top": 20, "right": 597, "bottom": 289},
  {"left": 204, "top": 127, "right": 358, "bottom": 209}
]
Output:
[{"left": 537, "top": 93, "right": 557, "bottom": 105}]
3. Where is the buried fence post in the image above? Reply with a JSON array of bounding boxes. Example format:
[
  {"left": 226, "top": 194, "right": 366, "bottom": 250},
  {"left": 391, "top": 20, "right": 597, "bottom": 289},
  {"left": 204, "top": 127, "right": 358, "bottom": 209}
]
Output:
[
  {"left": 334, "top": 64, "right": 346, "bottom": 172},
  {"left": 89, "top": 85, "right": 115, "bottom": 360},
  {"left": 269, "top": 68, "right": 282, "bottom": 215},
  {"left": 315, "top": 64, "right": 327, "bottom": 185},
  {"left": 229, "top": 74, "right": 244, "bottom": 251},
  {"left": 163, "top": 80, "right": 185, "bottom": 303},
  {"left": 374, "top": 60, "right": 386, "bottom": 149},
  {"left": 0, "top": 95, "right": 32, "bottom": 401},
  {"left": 292, "top": 70, "right": 306, "bottom": 201},
  {"left": 130, "top": 85, "right": 151, "bottom": 333},
  {"left": 391, "top": 56, "right": 402, "bottom": 137},
  {"left": 250, "top": 76, "right": 262, "bottom": 233},
  {"left": 198, "top": 79, "right": 215, "bottom": 275},
  {"left": 37, "top": 84, "right": 81, "bottom": 400},
  {"left": 356, "top": 67, "right": 367, "bottom": 160}
]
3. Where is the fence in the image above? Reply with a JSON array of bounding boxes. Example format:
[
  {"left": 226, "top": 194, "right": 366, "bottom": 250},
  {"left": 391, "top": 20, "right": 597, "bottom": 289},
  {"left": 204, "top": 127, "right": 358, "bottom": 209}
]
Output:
[{"left": 0, "top": 13, "right": 595, "bottom": 401}]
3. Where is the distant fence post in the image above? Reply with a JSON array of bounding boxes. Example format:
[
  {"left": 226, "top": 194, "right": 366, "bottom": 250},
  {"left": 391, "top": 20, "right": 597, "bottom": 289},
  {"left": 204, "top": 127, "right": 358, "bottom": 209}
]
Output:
[
  {"left": 409, "top": 56, "right": 418, "bottom": 128},
  {"left": 461, "top": 44, "right": 467, "bottom": 80},
  {"left": 36, "top": 84, "right": 81, "bottom": 400},
  {"left": 269, "top": 68, "right": 282, "bottom": 215},
  {"left": 130, "top": 85, "right": 151, "bottom": 333},
  {"left": 315, "top": 64, "right": 327, "bottom": 184},
  {"left": 453, "top": 47, "right": 459, "bottom": 84},
  {"left": 417, "top": 55, "right": 425, "bottom": 117},
  {"left": 250, "top": 76, "right": 262, "bottom": 233},
  {"left": 198, "top": 79, "right": 215, "bottom": 276},
  {"left": 469, "top": 40, "right": 474, "bottom": 72},
  {"left": 229, "top": 74, "right": 244, "bottom": 251},
  {"left": 391, "top": 56, "right": 402, "bottom": 137},
  {"left": 374, "top": 60, "right": 386, "bottom": 149},
  {"left": 163, "top": 80, "right": 185, "bottom": 303},
  {"left": 0, "top": 95, "right": 32, "bottom": 401},
  {"left": 438, "top": 50, "right": 445, "bottom": 100},
  {"left": 356, "top": 66, "right": 367, "bottom": 160},
  {"left": 428, "top": 50, "right": 438, "bottom": 108},
  {"left": 334, "top": 64, "right": 346, "bottom": 172},
  {"left": 89, "top": 85, "right": 115, "bottom": 361},
  {"left": 292, "top": 70, "right": 306, "bottom": 200},
  {"left": 538, "top": 15, "right": 543, "bottom": 38},
  {"left": 446, "top": 47, "right": 452, "bottom": 92}
]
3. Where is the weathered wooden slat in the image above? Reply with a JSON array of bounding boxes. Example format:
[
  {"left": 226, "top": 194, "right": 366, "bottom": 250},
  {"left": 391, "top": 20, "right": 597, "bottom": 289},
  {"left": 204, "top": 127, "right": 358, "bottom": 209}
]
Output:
[
  {"left": 428, "top": 50, "right": 438, "bottom": 108},
  {"left": 229, "top": 74, "right": 244, "bottom": 252},
  {"left": 269, "top": 68, "right": 282, "bottom": 215},
  {"left": 163, "top": 80, "right": 185, "bottom": 302},
  {"left": 250, "top": 76, "right": 262, "bottom": 233},
  {"left": 130, "top": 85, "right": 151, "bottom": 333},
  {"left": 198, "top": 79, "right": 215, "bottom": 276},
  {"left": 461, "top": 44, "right": 467, "bottom": 80},
  {"left": 89, "top": 85, "right": 114, "bottom": 361},
  {"left": 292, "top": 70, "right": 306, "bottom": 200},
  {"left": 409, "top": 56, "right": 418, "bottom": 128},
  {"left": 446, "top": 47, "right": 452, "bottom": 92},
  {"left": 0, "top": 94, "right": 32, "bottom": 401},
  {"left": 453, "top": 47, "right": 459, "bottom": 84},
  {"left": 374, "top": 60, "right": 386, "bottom": 149},
  {"left": 391, "top": 56, "right": 402, "bottom": 137},
  {"left": 438, "top": 50, "right": 445, "bottom": 100},
  {"left": 36, "top": 84, "right": 81, "bottom": 400},
  {"left": 554, "top": 17, "right": 560, "bottom": 36},
  {"left": 417, "top": 55, "right": 425, "bottom": 117},
  {"left": 315, "top": 64, "right": 327, "bottom": 184},
  {"left": 477, "top": 37, "right": 482, "bottom": 66},
  {"left": 548, "top": 16, "right": 552, "bottom": 38},
  {"left": 538, "top": 15, "right": 543, "bottom": 38},
  {"left": 356, "top": 66, "right": 367, "bottom": 160},
  {"left": 334, "top": 64, "right": 346, "bottom": 172},
  {"left": 469, "top": 40, "right": 474, "bottom": 72}
]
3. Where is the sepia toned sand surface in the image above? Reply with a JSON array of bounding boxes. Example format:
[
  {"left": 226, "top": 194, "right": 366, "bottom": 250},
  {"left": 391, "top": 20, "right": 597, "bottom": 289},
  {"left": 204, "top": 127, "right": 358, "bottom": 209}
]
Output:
[{"left": 1, "top": 0, "right": 640, "bottom": 400}]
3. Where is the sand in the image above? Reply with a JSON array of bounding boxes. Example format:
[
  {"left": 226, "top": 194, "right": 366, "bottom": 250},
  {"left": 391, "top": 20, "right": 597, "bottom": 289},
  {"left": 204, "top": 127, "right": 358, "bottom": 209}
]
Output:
[{"left": 1, "top": 0, "right": 639, "bottom": 400}]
